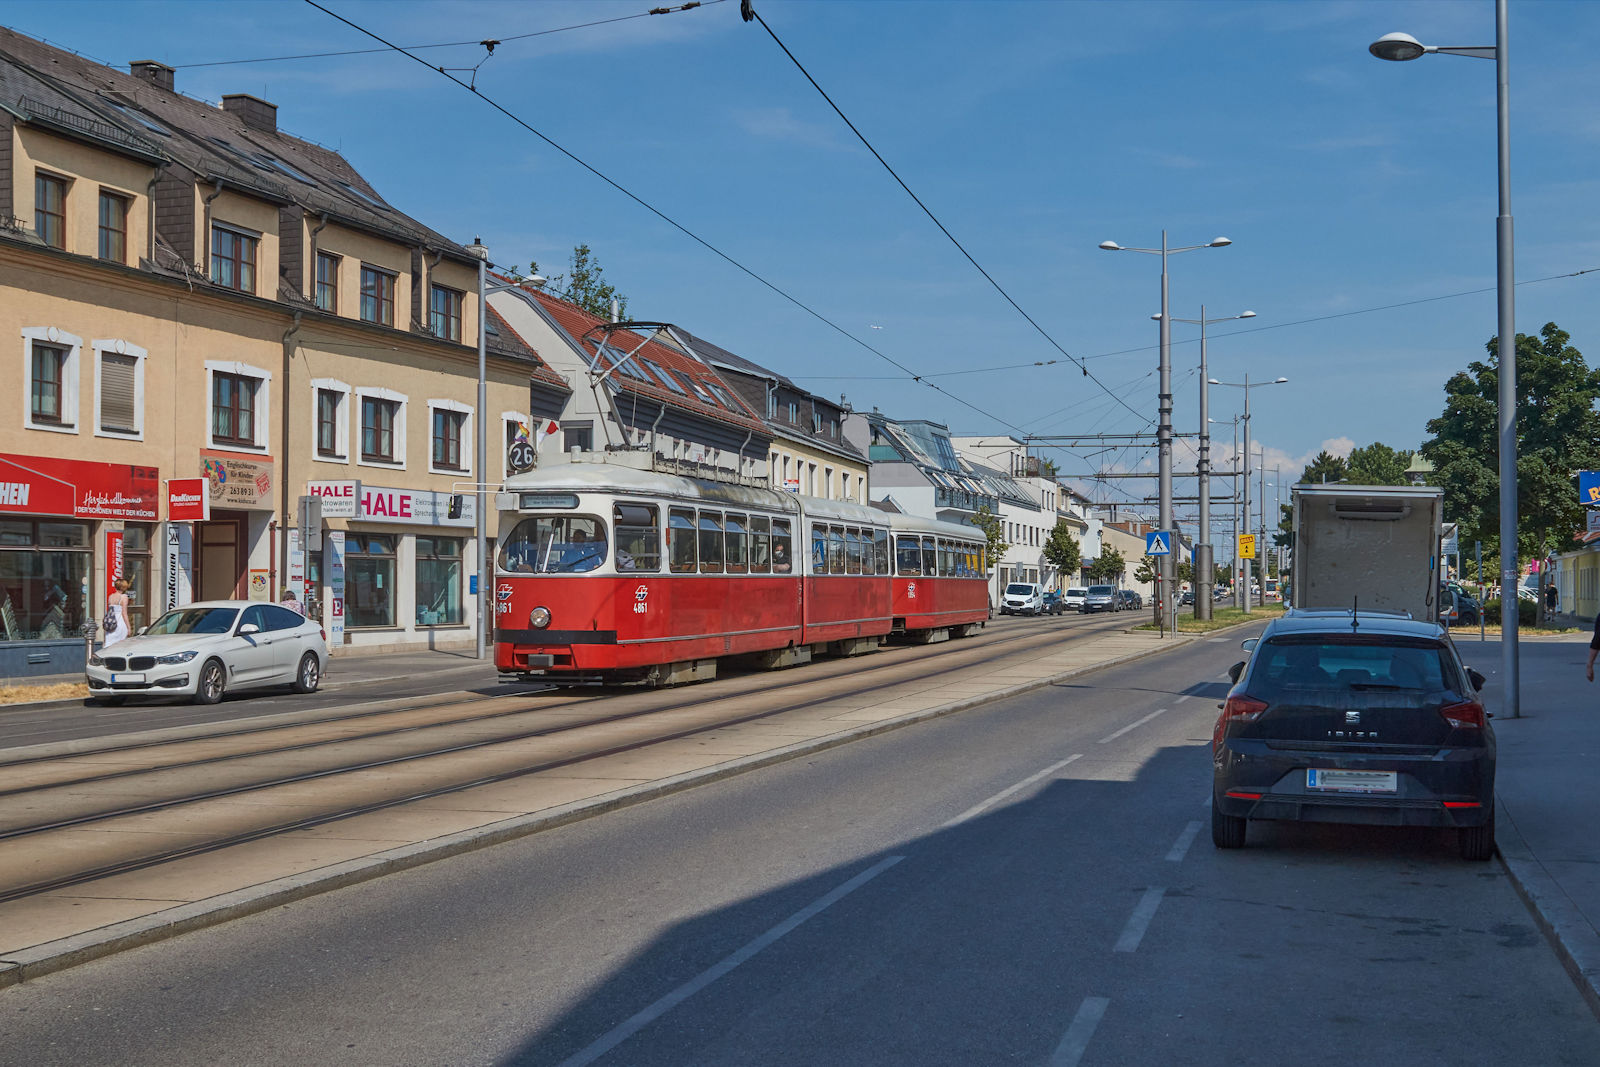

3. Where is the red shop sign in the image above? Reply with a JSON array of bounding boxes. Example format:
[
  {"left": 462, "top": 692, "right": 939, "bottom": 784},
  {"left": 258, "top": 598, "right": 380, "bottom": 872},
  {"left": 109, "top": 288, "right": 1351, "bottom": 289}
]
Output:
[
  {"left": 0, "top": 453, "right": 159, "bottom": 519},
  {"left": 166, "top": 478, "right": 211, "bottom": 521}
]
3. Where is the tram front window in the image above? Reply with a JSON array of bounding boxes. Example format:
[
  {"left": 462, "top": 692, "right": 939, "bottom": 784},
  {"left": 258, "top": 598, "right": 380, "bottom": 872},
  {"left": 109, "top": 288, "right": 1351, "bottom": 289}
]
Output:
[{"left": 498, "top": 516, "right": 608, "bottom": 573}]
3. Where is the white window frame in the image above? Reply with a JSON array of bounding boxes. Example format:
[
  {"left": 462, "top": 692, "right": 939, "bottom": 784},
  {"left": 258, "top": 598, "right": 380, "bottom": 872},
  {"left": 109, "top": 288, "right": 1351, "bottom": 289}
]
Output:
[
  {"left": 824, "top": 466, "right": 834, "bottom": 500},
  {"left": 310, "top": 378, "right": 352, "bottom": 464},
  {"left": 203, "top": 360, "right": 272, "bottom": 453},
  {"left": 427, "top": 398, "right": 474, "bottom": 476},
  {"left": 355, "top": 386, "right": 407, "bottom": 471},
  {"left": 22, "top": 326, "right": 83, "bottom": 435},
  {"left": 92, "top": 338, "right": 148, "bottom": 441},
  {"left": 501, "top": 411, "right": 531, "bottom": 481}
]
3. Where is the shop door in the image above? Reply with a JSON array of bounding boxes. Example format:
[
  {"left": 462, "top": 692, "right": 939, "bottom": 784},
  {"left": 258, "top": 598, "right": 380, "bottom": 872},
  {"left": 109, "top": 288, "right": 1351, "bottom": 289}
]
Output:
[{"left": 197, "top": 516, "right": 243, "bottom": 601}]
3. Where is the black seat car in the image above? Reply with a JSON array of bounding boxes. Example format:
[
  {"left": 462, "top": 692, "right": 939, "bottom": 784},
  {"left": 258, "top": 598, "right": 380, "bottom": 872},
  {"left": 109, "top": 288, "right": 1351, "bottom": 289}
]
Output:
[
  {"left": 1115, "top": 589, "right": 1142, "bottom": 610},
  {"left": 1211, "top": 610, "right": 1495, "bottom": 860}
]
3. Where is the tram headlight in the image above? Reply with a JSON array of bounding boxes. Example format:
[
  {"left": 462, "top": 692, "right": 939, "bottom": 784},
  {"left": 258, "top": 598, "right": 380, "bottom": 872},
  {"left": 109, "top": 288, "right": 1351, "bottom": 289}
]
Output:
[{"left": 529, "top": 606, "right": 551, "bottom": 629}]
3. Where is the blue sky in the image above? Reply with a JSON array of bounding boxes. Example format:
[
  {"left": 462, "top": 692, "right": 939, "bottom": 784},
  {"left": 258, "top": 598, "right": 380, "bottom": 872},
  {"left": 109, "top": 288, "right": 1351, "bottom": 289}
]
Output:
[{"left": 6, "top": 0, "right": 1598, "bottom": 519}]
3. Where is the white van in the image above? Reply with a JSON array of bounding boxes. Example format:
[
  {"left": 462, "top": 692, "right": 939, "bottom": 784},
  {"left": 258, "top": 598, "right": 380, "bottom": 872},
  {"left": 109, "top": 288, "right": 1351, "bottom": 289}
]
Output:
[
  {"left": 1001, "top": 582, "right": 1045, "bottom": 616},
  {"left": 1063, "top": 587, "right": 1088, "bottom": 612}
]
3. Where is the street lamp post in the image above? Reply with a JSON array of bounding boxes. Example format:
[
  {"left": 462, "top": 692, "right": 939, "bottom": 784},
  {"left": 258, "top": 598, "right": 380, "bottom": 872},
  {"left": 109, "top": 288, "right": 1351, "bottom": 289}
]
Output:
[
  {"left": 1210, "top": 414, "right": 1242, "bottom": 608},
  {"left": 1208, "top": 375, "right": 1288, "bottom": 610},
  {"left": 1370, "top": 0, "right": 1517, "bottom": 717},
  {"left": 1172, "top": 306, "right": 1255, "bottom": 620},
  {"left": 1100, "top": 232, "right": 1233, "bottom": 631}
]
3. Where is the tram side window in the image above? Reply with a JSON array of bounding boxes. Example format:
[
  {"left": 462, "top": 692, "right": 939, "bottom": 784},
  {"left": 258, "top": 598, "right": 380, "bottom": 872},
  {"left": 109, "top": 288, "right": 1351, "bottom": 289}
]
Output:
[
  {"left": 828, "top": 526, "right": 847, "bottom": 575},
  {"left": 725, "top": 513, "right": 748, "bottom": 574},
  {"left": 873, "top": 529, "right": 889, "bottom": 575},
  {"left": 811, "top": 524, "right": 828, "bottom": 572},
  {"left": 668, "top": 509, "right": 697, "bottom": 573},
  {"left": 845, "top": 528, "right": 863, "bottom": 575},
  {"left": 896, "top": 535, "right": 922, "bottom": 576},
  {"left": 921, "top": 536, "right": 937, "bottom": 577},
  {"left": 497, "top": 515, "right": 605, "bottom": 573},
  {"left": 938, "top": 543, "right": 952, "bottom": 577},
  {"left": 772, "top": 519, "right": 793, "bottom": 573},
  {"left": 613, "top": 504, "right": 660, "bottom": 572},
  {"left": 749, "top": 516, "right": 771, "bottom": 573},
  {"left": 699, "top": 512, "right": 725, "bottom": 573}
]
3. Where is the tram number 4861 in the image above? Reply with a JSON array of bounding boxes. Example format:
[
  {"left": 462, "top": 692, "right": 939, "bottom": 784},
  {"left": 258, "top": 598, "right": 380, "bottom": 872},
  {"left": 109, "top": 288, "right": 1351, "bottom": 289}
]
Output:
[{"left": 633, "top": 585, "right": 649, "bottom": 614}]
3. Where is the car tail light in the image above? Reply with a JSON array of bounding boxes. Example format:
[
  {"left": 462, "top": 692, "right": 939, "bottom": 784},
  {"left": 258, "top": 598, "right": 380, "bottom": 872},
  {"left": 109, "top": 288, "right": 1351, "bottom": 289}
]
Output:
[
  {"left": 1221, "top": 694, "right": 1269, "bottom": 724},
  {"left": 320, "top": 627, "right": 327, "bottom": 642},
  {"left": 1439, "top": 699, "right": 1486, "bottom": 729}
]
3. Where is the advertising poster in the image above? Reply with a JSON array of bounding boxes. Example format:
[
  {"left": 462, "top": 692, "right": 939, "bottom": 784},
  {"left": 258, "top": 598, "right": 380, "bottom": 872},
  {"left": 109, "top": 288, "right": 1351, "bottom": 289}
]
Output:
[
  {"left": 106, "top": 530, "right": 124, "bottom": 600},
  {"left": 163, "top": 524, "right": 193, "bottom": 611},
  {"left": 201, "top": 450, "right": 273, "bottom": 510},
  {"left": 327, "top": 530, "right": 345, "bottom": 645},
  {"left": 248, "top": 569, "right": 269, "bottom": 601},
  {"left": 166, "top": 477, "right": 210, "bottom": 521},
  {"left": 287, "top": 528, "right": 306, "bottom": 600},
  {"left": 1, "top": 453, "right": 159, "bottom": 518}
]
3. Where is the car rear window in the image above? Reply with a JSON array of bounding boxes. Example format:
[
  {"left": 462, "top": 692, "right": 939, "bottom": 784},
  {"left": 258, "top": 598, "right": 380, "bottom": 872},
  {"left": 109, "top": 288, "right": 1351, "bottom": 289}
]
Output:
[{"left": 1252, "top": 637, "right": 1455, "bottom": 695}]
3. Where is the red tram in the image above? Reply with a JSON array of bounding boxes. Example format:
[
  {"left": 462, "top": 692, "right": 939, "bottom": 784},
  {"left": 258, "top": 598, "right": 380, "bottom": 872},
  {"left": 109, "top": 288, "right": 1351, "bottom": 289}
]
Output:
[{"left": 493, "top": 460, "right": 989, "bottom": 685}]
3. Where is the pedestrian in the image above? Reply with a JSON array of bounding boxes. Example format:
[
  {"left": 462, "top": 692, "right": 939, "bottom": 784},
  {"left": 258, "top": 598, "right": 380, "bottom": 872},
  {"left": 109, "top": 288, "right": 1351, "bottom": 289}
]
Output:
[
  {"left": 280, "top": 587, "right": 305, "bottom": 616},
  {"left": 103, "top": 577, "right": 132, "bottom": 648},
  {"left": 1545, "top": 584, "right": 1558, "bottom": 614}
]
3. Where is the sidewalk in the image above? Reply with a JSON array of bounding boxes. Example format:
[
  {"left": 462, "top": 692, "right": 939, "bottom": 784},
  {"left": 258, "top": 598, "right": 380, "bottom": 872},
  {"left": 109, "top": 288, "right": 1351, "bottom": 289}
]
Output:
[{"left": 1468, "top": 632, "right": 1600, "bottom": 1016}]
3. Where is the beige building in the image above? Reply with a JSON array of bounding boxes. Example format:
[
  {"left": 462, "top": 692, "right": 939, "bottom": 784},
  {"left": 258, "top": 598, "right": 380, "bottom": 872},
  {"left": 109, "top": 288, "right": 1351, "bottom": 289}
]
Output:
[{"left": 0, "top": 29, "right": 567, "bottom": 676}]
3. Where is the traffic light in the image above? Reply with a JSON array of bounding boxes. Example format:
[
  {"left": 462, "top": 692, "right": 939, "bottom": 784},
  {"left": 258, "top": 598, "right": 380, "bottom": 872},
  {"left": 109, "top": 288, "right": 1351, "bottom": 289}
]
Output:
[{"left": 447, "top": 494, "right": 463, "bottom": 519}]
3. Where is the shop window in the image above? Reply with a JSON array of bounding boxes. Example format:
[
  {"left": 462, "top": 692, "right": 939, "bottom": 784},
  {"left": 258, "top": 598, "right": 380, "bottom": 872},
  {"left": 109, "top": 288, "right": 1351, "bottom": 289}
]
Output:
[
  {"left": 35, "top": 172, "right": 67, "bottom": 249},
  {"left": 360, "top": 265, "right": 396, "bottom": 326},
  {"left": 0, "top": 519, "right": 90, "bottom": 640},
  {"left": 121, "top": 523, "right": 154, "bottom": 633},
  {"left": 210, "top": 224, "right": 258, "bottom": 294},
  {"left": 415, "top": 536, "right": 462, "bottom": 626},
  {"left": 98, "top": 190, "right": 129, "bottom": 263},
  {"left": 315, "top": 251, "right": 340, "bottom": 312},
  {"left": 95, "top": 342, "right": 146, "bottom": 439},
  {"left": 346, "top": 534, "right": 397, "bottom": 628},
  {"left": 429, "top": 284, "right": 463, "bottom": 342}
]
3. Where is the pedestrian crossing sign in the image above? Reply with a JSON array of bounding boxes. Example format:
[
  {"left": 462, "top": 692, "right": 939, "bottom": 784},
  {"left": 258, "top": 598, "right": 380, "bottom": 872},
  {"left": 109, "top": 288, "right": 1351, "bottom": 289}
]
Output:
[
  {"left": 1239, "top": 534, "right": 1257, "bottom": 559},
  {"left": 1145, "top": 531, "right": 1171, "bottom": 556}
]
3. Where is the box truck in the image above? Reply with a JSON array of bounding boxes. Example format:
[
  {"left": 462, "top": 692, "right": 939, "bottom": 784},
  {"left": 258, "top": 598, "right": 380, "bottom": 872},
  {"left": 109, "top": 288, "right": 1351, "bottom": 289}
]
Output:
[{"left": 1290, "top": 484, "right": 1443, "bottom": 621}]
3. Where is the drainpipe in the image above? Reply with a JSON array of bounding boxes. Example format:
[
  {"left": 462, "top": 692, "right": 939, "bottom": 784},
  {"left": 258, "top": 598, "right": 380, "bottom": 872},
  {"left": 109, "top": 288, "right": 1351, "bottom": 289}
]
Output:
[
  {"left": 648, "top": 402, "right": 667, "bottom": 459},
  {"left": 279, "top": 311, "right": 302, "bottom": 599},
  {"left": 308, "top": 213, "right": 329, "bottom": 302},
  {"left": 144, "top": 164, "right": 167, "bottom": 265},
  {"left": 737, "top": 426, "right": 753, "bottom": 482},
  {"left": 201, "top": 180, "right": 223, "bottom": 271}
]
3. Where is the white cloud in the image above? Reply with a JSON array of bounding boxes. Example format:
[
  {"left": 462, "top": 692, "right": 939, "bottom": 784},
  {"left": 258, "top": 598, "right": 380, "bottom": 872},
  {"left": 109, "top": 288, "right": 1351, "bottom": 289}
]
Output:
[{"left": 731, "top": 107, "right": 854, "bottom": 152}]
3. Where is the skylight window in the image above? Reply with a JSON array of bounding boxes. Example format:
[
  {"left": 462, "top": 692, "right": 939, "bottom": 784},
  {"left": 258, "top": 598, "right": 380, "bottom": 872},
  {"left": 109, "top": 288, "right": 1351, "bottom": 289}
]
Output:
[
  {"left": 102, "top": 100, "right": 170, "bottom": 137},
  {"left": 335, "top": 180, "right": 388, "bottom": 211},
  {"left": 254, "top": 153, "right": 315, "bottom": 184},
  {"left": 680, "top": 375, "right": 719, "bottom": 406},
  {"left": 705, "top": 383, "right": 738, "bottom": 409},
  {"left": 642, "top": 360, "right": 687, "bottom": 395}
]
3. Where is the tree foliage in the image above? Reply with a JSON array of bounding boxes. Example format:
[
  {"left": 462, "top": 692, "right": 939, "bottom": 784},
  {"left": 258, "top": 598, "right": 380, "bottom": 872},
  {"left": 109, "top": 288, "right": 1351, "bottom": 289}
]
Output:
[
  {"left": 1345, "top": 442, "right": 1413, "bottom": 486},
  {"left": 527, "top": 244, "right": 629, "bottom": 320},
  {"left": 1300, "top": 451, "right": 1348, "bottom": 485},
  {"left": 1043, "top": 521, "right": 1081, "bottom": 577},
  {"left": 972, "top": 506, "right": 1009, "bottom": 573},
  {"left": 1088, "top": 545, "right": 1126, "bottom": 584},
  {"left": 1421, "top": 323, "right": 1600, "bottom": 562},
  {"left": 1134, "top": 556, "right": 1156, "bottom": 585}
]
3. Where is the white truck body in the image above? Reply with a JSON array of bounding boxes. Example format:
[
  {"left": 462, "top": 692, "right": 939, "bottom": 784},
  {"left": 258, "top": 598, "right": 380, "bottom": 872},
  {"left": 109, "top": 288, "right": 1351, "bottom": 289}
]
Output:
[{"left": 1290, "top": 484, "right": 1443, "bottom": 621}]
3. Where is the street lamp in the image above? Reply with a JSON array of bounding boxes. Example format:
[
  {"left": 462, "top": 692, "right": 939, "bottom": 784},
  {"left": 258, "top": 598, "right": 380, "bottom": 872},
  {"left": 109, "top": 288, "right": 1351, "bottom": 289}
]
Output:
[
  {"left": 1171, "top": 306, "right": 1256, "bottom": 619},
  {"left": 1208, "top": 374, "right": 1287, "bottom": 610},
  {"left": 469, "top": 238, "right": 545, "bottom": 660},
  {"left": 1100, "top": 232, "right": 1233, "bottom": 631},
  {"left": 1370, "top": 2, "right": 1518, "bottom": 718},
  {"left": 1210, "top": 414, "right": 1243, "bottom": 606}
]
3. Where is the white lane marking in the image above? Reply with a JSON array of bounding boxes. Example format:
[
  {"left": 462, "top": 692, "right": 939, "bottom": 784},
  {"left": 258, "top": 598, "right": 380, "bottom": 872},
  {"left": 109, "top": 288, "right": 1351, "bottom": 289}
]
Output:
[
  {"left": 1175, "top": 694, "right": 1191, "bottom": 704},
  {"left": 941, "top": 755, "right": 1082, "bottom": 828},
  {"left": 1098, "top": 708, "right": 1167, "bottom": 744},
  {"left": 1165, "top": 821, "right": 1203, "bottom": 862},
  {"left": 556, "top": 855, "right": 904, "bottom": 1067},
  {"left": 1113, "top": 887, "right": 1166, "bottom": 953},
  {"left": 1050, "top": 996, "right": 1111, "bottom": 1067}
]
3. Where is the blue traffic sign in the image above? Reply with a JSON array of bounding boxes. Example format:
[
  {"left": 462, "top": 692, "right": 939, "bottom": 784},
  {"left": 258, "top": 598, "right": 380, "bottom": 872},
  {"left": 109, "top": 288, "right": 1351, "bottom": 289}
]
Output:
[{"left": 1145, "top": 530, "right": 1172, "bottom": 556}]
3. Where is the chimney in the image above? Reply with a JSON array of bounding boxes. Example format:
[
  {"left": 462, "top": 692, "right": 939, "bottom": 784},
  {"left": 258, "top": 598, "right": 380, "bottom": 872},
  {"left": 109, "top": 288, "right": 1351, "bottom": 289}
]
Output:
[
  {"left": 130, "top": 60, "right": 175, "bottom": 92},
  {"left": 222, "top": 93, "right": 278, "bottom": 132}
]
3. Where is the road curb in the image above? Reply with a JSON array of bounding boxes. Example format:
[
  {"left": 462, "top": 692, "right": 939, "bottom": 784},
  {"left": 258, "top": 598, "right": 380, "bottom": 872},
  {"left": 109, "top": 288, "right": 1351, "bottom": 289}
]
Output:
[
  {"left": 1494, "top": 794, "right": 1600, "bottom": 1020},
  {"left": 0, "top": 632, "right": 1196, "bottom": 988}
]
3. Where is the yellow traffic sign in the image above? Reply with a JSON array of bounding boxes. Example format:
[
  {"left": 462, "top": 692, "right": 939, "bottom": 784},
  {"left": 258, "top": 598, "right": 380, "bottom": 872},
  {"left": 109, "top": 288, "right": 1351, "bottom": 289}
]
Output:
[{"left": 1238, "top": 534, "right": 1257, "bottom": 559}]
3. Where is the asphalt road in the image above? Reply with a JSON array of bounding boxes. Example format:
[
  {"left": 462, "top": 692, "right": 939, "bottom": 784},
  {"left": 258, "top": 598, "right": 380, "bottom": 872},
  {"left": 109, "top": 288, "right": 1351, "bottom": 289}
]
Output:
[{"left": 2, "top": 626, "right": 1593, "bottom": 1066}]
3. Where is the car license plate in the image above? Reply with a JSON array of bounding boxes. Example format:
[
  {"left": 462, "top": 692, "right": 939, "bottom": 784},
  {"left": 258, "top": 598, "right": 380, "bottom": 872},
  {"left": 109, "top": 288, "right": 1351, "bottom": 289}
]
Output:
[
  {"left": 1307, "top": 768, "right": 1397, "bottom": 794},
  {"left": 111, "top": 672, "right": 146, "bottom": 684}
]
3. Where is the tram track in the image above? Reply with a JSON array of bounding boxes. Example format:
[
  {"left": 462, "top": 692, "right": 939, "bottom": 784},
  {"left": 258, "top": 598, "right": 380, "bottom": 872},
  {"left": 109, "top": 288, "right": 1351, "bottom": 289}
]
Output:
[{"left": 0, "top": 613, "right": 1128, "bottom": 905}]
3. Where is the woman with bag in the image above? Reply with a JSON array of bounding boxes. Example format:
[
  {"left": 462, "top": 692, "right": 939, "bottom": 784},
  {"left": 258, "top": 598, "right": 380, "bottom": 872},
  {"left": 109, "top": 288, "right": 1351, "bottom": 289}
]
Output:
[{"left": 103, "top": 577, "right": 133, "bottom": 648}]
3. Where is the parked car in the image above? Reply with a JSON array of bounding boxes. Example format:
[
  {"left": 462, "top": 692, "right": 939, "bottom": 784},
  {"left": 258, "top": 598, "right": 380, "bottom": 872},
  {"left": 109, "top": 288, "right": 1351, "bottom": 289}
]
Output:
[
  {"left": 1000, "top": 582, "right": 1045, "bottom": 616},
  {"left": 86, "top": 601, "right": 328, "bottom": 705},
  {"left": 1080, "top": 585, "right": 1120, "bottom": 613},
  {"left": 1211, "top": 609, "right": 1495, "bottom": 860},
  {"left": 1179, "top": 589, "right": 1195, "bottom": 607},
  {"left": 1116, "top": 589, "right": 1142, "bottom": 610},
  {"left": 1040, "top": 590, "right": 1067, "bottom": 615},
  {"left": 1063, "top": 587, "right": 1089, "bottom": 612},
  {"left": 1440, "top": 587, "right": 1481, "bottom": 627}
]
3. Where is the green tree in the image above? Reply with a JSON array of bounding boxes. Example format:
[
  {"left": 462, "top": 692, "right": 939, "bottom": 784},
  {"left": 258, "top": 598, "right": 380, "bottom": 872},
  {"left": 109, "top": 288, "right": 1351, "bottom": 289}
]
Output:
[
  {"left": 1301, "top": 450, "right": 1348, "bottom": 485},
  {"left": 1088, "top": 545, "right": 1126, "bottom": 584},
  {"left": 1175, "top": 560, "right": 1194, "bottom": 584},
  {"left": 533, "top": 244, "right": 630, "bottom": 320},
  {"left": 1345, "top": 442, "right": 1413, "bottom": 485},
  {"left": 972, "top": 506, "right": 1009, "bottom": 573},
  {"left": 1214, "top": 563, "right": 1232, "bottom": 587},
  {"left": 1134, "top": 556, "right": 1156, "bottom": 586},
  {"left": 1043, "top": 521, "right": 1081, "bottom": 579},
  {"left": 1039, "top": 457, "right": 1060, "bottom": 479},
  {"left": 1422, "top": 322, "right": 1600, "bottom": 563}
]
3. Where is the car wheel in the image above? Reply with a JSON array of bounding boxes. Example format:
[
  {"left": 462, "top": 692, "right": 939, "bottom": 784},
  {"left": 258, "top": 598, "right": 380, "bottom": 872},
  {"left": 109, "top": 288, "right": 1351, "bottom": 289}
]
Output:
[
  {"left": 193, "top": 658, "right": 226, "bottom": 705},
  {"left": 293, "top": 652, "right": 322, "bottom": 694},
  {"left": 1211, "top": 802, "right": 1247, "bottom": 849},
  {"left": 1458, "top": 807, "right": 1496, "bottom": 861}
]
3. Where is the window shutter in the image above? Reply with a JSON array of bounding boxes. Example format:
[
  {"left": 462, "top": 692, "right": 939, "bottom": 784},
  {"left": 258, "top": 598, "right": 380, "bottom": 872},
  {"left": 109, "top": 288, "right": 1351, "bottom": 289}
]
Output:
[{"left": 101, "top": 353, "right": 138, "bottom": 432}]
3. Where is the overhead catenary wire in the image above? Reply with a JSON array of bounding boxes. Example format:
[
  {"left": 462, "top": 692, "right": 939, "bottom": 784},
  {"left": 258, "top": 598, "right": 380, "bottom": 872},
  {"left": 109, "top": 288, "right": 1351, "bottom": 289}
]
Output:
[{"left": 301, "top": 0, "right": 1037, "bottom": 440}]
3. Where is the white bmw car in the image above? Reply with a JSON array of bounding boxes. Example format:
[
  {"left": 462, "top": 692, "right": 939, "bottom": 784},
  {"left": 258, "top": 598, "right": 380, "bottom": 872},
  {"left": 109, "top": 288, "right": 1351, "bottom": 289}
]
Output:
[{"left": 86, "top": 600, "right": 328, "bottom": 705}]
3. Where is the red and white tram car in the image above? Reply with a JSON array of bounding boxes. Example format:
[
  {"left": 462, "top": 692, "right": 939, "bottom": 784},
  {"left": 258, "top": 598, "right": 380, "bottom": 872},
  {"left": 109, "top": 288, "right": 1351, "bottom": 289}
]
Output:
[{"left": 493, "top": 459, "right": 989, "bottom": 685}]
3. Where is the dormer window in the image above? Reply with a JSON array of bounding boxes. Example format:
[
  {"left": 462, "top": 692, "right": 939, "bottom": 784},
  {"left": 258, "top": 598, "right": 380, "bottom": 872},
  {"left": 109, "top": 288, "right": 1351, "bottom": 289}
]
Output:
[
  {"left": 35, "top": 173, "right": 67, "bottom": 249},
  {"left": 98, "top": 191, "right": 129, "bottom": 263},
  {"left": 211, "top": 224, "right": 258, "bottom": 293},
  {"left": 429, "top": 284, "right": 463, "bottom": 342},
  {"left": 360, "top": 265, "right": 396, "bottom": 326}
]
